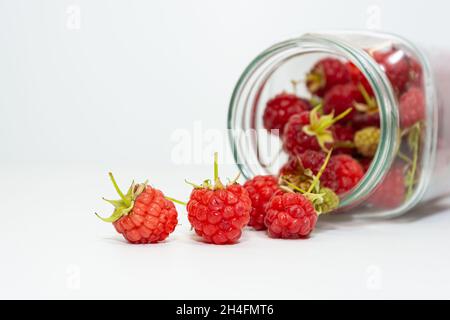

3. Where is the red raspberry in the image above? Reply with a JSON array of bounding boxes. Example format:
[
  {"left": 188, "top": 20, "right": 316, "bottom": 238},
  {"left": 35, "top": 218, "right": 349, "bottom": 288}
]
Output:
[
  {"left": 399, "top": 87, "right": 425, "bottom": 128},
  {"left": 263, "top": 92, "right": 311, "bottom": 135},
  {"left": 346, "top": 61, "right": 374, "bottom": 96},
  {"left": 373, "top": 48, "right": 410, "bottom": 94},
  {"left": 323, "top": 83, "right": 365, "bottom": 120},
  {"left": 282, "top": 107, "right": 352, "bottom": 157},
  {"left": 321, "top": 155, "right": 364, "bottom": 195},
  {"left": 283, "top": 112, "right": 320, "bottom": 156},
  {"left": 368, "top": 163, "right": 405, "bottom": 209},
  {"left": 332, "top": 124, "right": 355, "bottom": 154},
  {"left": 279, "top": 157, "right": 301, "bottom": 177},
  {"left": 97, "top": 173, "right": 178, "bottom": 244},
  {"left": 264, "top": 192, "right": 317, "bottom": 239},
  {"left": 306, "top": 58, "right": 350, "bottom": 97},
  {"left": 243, "top": 175, "right": 280, "bottom": 230},
  {"left": 298, "top": 150, "right": 326, "bottom": 175},
  {"left": 353, "top": 111, "right": 380, "bottom": 130},
  {"left": 186, "top": 153, "right": 251, "bottom": 245}
]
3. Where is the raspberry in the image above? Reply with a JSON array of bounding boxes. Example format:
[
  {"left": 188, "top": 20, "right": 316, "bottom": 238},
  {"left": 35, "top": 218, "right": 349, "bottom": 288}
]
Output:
[
  {"left": 332, "top": 124, "right": 355, "bottom": 154},
  {"left": 263, "top": 92, "right": 311, "bottom": 135},
  {"left": 316, "top": 187, "right": 340, "bottom": 214},
  {"left": 323, "top": 83, "right": 365, "bottom": 120},
  {"left": 282, "top": 106, "right": 352, "bottom": 156},
  {"left": 96, "top": 173, "right": 178, "bottom": 244},
  {"left": 306, "top": 58, "right": 350, "bottom": 97},
  {"left": 298, "top": 150, "right": 326, "bottom": 175},
  {"left": 283, "top": 112, "right": 319, "bottom": 156},
  {"left": 279, "top": 157, "right": 301, "bottom": 177},
  {"left": 353, "top": 111, "right": 380, "bottom": 130},
  {"left": 399, "top": 87, "right": 425, "bottom": 128},
  {"left": 368, "top": 163, "right": 405, "bottom": 209},
  {"left": 321, "top": 155, "right": 364, "bottom": 195},
  {"left": 243, "top": 175, "right": 280, "bottom": 230},
  {"left": 280, "top": 150, "right": 341, "bottom": 215},
  {"left": 407, "top": 56, "right": 423, "bottom": 88},
  {"left": 373, "top": 48, "right": 410, "bottom": 94},
  {"left": 186, "top": 153, "right": 251, "bottom": 245},
  {"left": 346, "top": 61, "right": 374, "bottom": 96},
  {"left": 354, "top": 127, "right": 380, "bottom": 157},
  {"left": 264, "top": 192, "right": 317, "bottom": 239}
]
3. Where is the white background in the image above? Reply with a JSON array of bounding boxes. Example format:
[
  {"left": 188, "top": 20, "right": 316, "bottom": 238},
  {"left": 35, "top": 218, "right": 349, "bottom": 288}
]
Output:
[{"left": 1, "top": 0, "right": 450, "bottom": 299}]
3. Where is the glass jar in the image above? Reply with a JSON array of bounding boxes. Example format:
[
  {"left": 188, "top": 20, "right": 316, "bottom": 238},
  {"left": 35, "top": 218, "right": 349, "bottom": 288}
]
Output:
[{"left": 228, "top": 30, "right": 448, "bottom": 218}]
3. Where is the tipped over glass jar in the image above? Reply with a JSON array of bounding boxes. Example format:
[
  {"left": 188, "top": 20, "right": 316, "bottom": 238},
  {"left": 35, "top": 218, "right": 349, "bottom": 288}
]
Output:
[{"left": 228, "top": 31, "right": 450, "bottom": 218}]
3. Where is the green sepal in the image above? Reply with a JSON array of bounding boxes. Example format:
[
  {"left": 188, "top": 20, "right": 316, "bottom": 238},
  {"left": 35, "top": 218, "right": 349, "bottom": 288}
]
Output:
[
  {"left": 96, "top": 173, "right": 147, "bottom": 223},
  {"left": 303, "top": 105, "right": 352, "bottom": 152}
]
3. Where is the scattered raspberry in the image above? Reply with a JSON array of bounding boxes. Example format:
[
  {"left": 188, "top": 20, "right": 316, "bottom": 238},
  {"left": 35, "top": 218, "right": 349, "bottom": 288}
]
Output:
[
  {"left": 264, "top": 192, "right": 317, "bottom": 239},
  {"left": 346, "top": 61, "right": 374, "bottom": 96},
  {"left": 263, "top": 92, "right": 311, "bottom": 134},
  {"left": 321, "top": 155, "right": 364, "bottom": 195},
  {"left": 186, "top": 153, "right": 251, "bottom": 245},
  {"left": 96, "top": 173, "right": 178, "bottom": 244},
  {"left": 373, "top": 48, "right": 410, "bottom": 94},
  {"left": 368, "top": 163, "right": 405, "bottom": 209},
  {"left": 243, "top": 175, "right": 280, "bottom": 230},
  {"left": 323, "top": 83, "right": 365, "bottom": 120},
  {"left": 354, "top": 127, "right": 380, "bottom": 157},
  {"left": 399, "top": 87, "right": 425, "bottom": 128},
  {"left": 306, "top": 58, "right": 350, "bottom": 97}
]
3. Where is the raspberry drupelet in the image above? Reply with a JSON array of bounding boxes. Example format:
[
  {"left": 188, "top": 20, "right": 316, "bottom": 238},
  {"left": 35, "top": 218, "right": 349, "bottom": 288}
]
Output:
[
  {"left": 243, "top": 175, "right": 280, "bottom": 230},
  {"left": 96, "top": 173, "right": 178, "bottom": 244},
  {"left": 186, "top": 153, "right": 251, "bottom": 245}
]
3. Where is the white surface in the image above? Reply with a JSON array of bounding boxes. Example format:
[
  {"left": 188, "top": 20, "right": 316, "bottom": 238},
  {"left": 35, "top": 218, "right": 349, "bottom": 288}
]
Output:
[
  {"left": 1, "top": 0, "right": 450, "bottom": 299},
  {"left": 1, "top": 164, "right": 450, "bottom": 300}
]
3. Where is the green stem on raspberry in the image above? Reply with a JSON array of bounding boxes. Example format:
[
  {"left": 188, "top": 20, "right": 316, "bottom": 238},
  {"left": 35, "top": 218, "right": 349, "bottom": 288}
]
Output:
[
  {"left": 307, "top": 149, "right": 333, "bottom": 194},
  {"left": 165, "top": 196, "right": 187, "bottom": 206},
  {"left": 213, "top": 152, "right": 224, "bottom": 189},
  {"left": 328, "top": 107, "right": 353, "bottom": 126},
  {"left": 185, "top": 179, "right": 203, "bottom": 189},
  {"left": 228, "top": 172, "right": 241, "bottom": 185},
  {"left": 281, "top": 178, "right": 308, "bottom": 194},
  {"left": 109, "top": 172, "right": 130, "bottom": 207},
  {"left": 357, "top": 83, "right": 377, "bottom": 111},
  {"left": 397, "top": 151, "right": 413, "bottom": 165},
  {"left": 303, "top": 106, "right": 351, "bottom": 152},
  {"left": 405, "top": 123, "right": 421, "bottom": 199}
]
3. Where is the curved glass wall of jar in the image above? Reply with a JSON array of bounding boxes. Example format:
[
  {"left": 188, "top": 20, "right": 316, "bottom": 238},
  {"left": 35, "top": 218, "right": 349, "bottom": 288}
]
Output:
[{"left": 228, "top": 31, "right": 438, "bottom": 218}]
